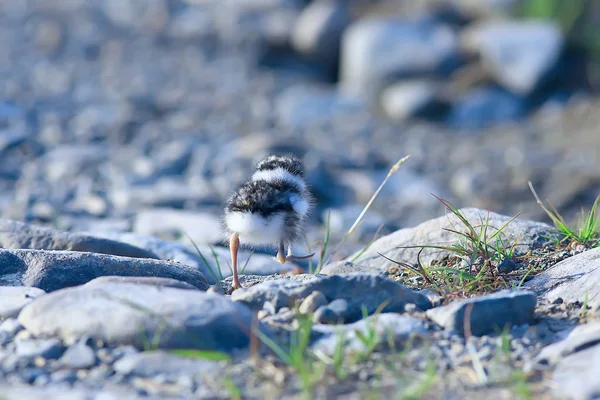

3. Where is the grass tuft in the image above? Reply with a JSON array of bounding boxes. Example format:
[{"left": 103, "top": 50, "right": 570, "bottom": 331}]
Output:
[{"left": 529, "top": 182, "right": 600, "bottom": 247}]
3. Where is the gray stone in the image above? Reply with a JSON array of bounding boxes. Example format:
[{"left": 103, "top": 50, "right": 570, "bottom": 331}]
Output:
[
  {"left": 50, "top": 369, "right": 78, "bottom": 384},
  {"left": 0, "top": 249, "right": 209, "bottom": 292},
  {"left": 85, "top": 276, "right": 199, "bottom": 291},
  {"left": 298, "top": 291, "right": 328, "bottom": 314},
  {"left": 326, "top": 208, "right": 555, "bottom": 275},
  {"left": 0, "top": 287, "right": 46, "bottom": 318},
  {"left": 0, "top": 219, "right": 158, "bottom": 260},
  {"left": 537, "top": 322, "right": 600, "bottom": 366},
  {"left": 340, "top": 17, "right": 458, "bottom": 97},
  {"left": 99, "top": 232, "right": 295, "bottom": 284},
  {"left": 133, "top": 208, "right": 222, "bottom": 245},
  {"left": 112, "top": 178, "right": 218, "bottom": 210},
  {"left": 19, "top": 283, "right": 269, "bottom": 353},
  {"left": 380, "top": 80, "right": 444, "bottom": 122},
  {"left": 426, "top": 290, "right": 536, "bottom": 337},
  {"left": 313, "top": 299, "right": 350, "bottom": 324},
  {"left": 60, "top": 342, "right": 97, "bottom": 369},
  {"left": 553, "top": 344, "right": 600, "bottom": 400},
  {"left": 232, "top": 274, "right": 431, "bottom": 322},
  {"left": 525, "top": 247, "right": 600, "bottom": 308},
  {"left": 291, "top": 1, "right": 352, "bottom": 69},
  {"left": 448, "top": 86, "right": 528, "bottom": 129},
  {"left": 276, "top": 85, "right": 364, "bottom": 128},
  {"left": 0, "top": 384, "right": 150, "bottom": 400},
  {"left": 453, "top": 0, "right": 520, "bottom": 17},
  {"left": 462, "top": 21, "right": 563, "bottom": 95},
  {"left": 312, "top": 313, "right": 426, "bottom": 356},
  {"left": 0, "top": 318, "right": 23, "bottom": 337},
  {"left": 114, "top": 350, "right": 222, "bottom": 377},
  {"left": 15, "top": 338, "right": 65, "bottom": 359}
]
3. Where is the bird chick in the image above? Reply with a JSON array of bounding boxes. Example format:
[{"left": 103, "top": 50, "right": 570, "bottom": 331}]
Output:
[{"left": 224, "top": 154, "right": 314, "bottom": 292}]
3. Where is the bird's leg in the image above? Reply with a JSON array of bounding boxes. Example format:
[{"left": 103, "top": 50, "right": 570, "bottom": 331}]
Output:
[
  {"left": 229, "top": 232, "right": 242, "bottom": 293},
  {"left": 276, "top": 240, "right": 286, "bottom": 264},
  {"left": 275, "top": 240, "right": 314, "bottom": 264}
]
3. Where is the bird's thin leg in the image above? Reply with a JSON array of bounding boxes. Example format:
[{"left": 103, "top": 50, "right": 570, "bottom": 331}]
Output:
[
  {"left": 229, "top": 232, "right": 241, "bottom": 292},
  {"left": 276, "top": 240, "right": 286, "bottom": 264},
  {"left": 284, "top": 243, "right": 315, "bottom": 263}
]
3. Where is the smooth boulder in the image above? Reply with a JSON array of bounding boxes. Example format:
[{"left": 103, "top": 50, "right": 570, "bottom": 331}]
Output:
[
  {"left": 0, "top": 219, "right": 158, "bottom": 259},
  {"left": 0, "top": 249, "right": 209, "bottom": 292},
  {"left": 19, "top": 283, "right": 269, "bottom": 353}
]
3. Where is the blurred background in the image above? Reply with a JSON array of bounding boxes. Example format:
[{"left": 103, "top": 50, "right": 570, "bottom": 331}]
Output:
[{"left": 0, "top": 0, "right": 599, "bottom": 255}]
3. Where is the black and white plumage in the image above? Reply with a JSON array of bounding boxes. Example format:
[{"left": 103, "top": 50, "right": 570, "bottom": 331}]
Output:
[{"left": 223, "top": 154, "right": 314, "bottom": 291}]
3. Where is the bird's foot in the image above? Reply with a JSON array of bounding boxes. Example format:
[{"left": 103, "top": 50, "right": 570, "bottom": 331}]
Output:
[
  {"left": 227, "top": 281, "right": 242, "bottom": 295},
  {"left": 275, "top": 252, "right": 315, "bottom": 264}
]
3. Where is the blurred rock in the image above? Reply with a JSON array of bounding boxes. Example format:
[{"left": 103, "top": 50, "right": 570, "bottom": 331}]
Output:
[
  {"left": 0, "top": 219, "right": 158, "bottom": 260},
  {"left": 114, "top": 350, "right": 221, "bottom": 377},
  {"left": 448, "top": 86, "right": 528, "bottom": 129},
  {"left": 312, "top": 313, "right": 426, "bottom": 355},
  {"left": 0, "top": 287, "right": 46, "bottom": 319},
  {"left": 85, "top": 276, "right": 200, "bottom": 291},
  {"left": 525, "top": 247, "right": 600, "bottom": 307},
  {"left": 133, "top": 208, "right": 222, "bottom": 245},
  {"left": 340, "top": 16, "right": 459, "bottom": 97},
  {"left": 462, "top": 21, "right": 564, "bottom": 95},
  {"left": 0, "top": 249, "right": 209, "bottom": 292},
  {"left": 426, "top": 290, "right": 536, "bottom": 336},
  {"left": 276, "top": 85, "right": 363, "bottom": 128},
  {"left": 291, "top": 1, "right": 352, "bottom": 71},
  {"left": 380, "top": 80, "right": 446, "bottom": 121},
  {"left": 452, "top": 0, "right": 521, "bottom": 18},
  {"left": 19, "top": 283, "right": 269, "bottom": 352},
  {"left": 232, "top": 274, "right": 432, "bottom": 322},
  {"left": 552, "top": 343, "right": 600, "bottom": 400}
]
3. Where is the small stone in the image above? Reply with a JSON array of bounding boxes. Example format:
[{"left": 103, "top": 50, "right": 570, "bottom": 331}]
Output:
[
  {"left": 0, "top": 318, "right": 23, "bottom": 337},
  {"left": 16, "top": 339, "right": 65, "bottom": 360},
  {"left": 496, "top": 258, "right": 519, "bottom": 273},
  {"left": 380, "top": 80, "right": 446, "bottom": 122},
  {"left": 426, "top": 290, "right": 536, "bottom": 336},
  {"left": 60, "top": 342, "right": 96, "bottom": 369},
  {"left": 313, "top": 299, "right": 350, "bottom": 324},
  {"left": 298, "top": 291, "right": 328, "bottom": 314},
  {"left": 50, "top": 369, "right": 78, "bottom": 384},
  {"left": 291, "top": 1, "right": 352, "bottom": 71},
  {"left": 0, "top": 287, "right": 46, "bottom": 318}
]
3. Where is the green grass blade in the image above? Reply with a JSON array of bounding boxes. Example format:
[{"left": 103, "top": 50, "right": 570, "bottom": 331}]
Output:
[
  {"left": 207, "top": 244, "right": 224, "bottom": 279},
  {"left": 184, "top": 232, "right": 219, "bottom": 283},
  {"left": 170, "top": 349, "right": 231, "bottom": 361},
  {"left": 317, "top": 211, "right": 331, "bottom": 273}
]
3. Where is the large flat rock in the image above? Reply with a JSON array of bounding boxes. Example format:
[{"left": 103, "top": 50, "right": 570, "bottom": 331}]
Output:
[
  {"left": 525, "top": 247, "right": 600, "bottom": 307},
  {"left": 19, "top": 283, "right": 268, "bottom": 353},
  {"left": 0, "top": 249, "right": 209, "bottom": 292},
  {"left": 0, "top": 219, "right": 158, "bottom": 259},
  {"left": 322, "top": 208, "right": 555, "bottom": 275}
]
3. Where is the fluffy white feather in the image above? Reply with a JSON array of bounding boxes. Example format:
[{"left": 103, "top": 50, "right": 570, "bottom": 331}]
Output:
[
  {"left": 224, "top": 211, "right": 285, "bottom": 246},
  {"left": 289, "top": 193, "right": 309, "bottom": 217},
  {"left": 251, "top": 168, "right": 306, "bottom": 191}
]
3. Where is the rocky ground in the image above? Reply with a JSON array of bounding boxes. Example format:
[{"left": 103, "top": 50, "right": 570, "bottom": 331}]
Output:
[{"left": 1, "top": 0, "right": 600, "bottom": 399}]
